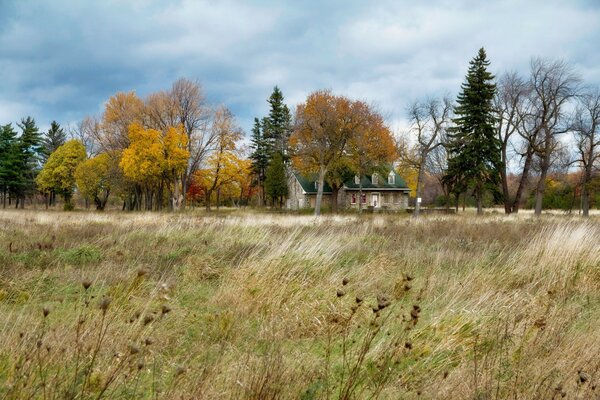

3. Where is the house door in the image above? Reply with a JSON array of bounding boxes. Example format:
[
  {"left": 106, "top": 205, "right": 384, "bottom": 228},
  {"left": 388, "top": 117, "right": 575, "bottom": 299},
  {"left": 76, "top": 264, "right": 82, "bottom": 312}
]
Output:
[{"left": 371, "top": 193, "right": 380, "bottom": 208}]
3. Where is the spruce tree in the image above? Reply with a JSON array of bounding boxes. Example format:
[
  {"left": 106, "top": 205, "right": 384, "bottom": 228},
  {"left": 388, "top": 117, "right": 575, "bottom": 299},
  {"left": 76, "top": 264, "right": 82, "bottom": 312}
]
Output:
[
  {"left": 265, "top": 152, "right": 288, "bottom": 208},
  {"left": 0, "top": 124, "right": 20, "bottom": 208},
  {"left": 444, "top": 48, "right": 502, "bottom": 214},
  {"left": 41, "top": 120, "right": 67, "bottom": 163},
  {"left": 249, "top": 118, "right": 269, "bottom": 206},
  {"left": 15, "top": 117, "right": 43, "bottom": 207},
  {"left": 265, "top": 86, "right": 292, "bottom": 158}
]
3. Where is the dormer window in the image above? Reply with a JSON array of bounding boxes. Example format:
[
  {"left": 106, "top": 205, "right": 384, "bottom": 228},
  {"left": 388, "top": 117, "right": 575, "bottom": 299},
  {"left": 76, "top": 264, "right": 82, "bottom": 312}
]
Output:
[
  {"left": 388, "top": 172, "right": 395, "bottom": 184},
  {"left": 372, "top": 174, "right": 379, "bottom": 185},
  {"left": 354, "top": 175, "right": 360, "bottom": 185}
]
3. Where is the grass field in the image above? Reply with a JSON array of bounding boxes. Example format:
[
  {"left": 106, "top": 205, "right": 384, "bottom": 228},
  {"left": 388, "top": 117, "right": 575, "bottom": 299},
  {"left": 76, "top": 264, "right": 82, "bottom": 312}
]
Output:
[{"left": 0, "top": 209, "right": 599, "bottom": 399}]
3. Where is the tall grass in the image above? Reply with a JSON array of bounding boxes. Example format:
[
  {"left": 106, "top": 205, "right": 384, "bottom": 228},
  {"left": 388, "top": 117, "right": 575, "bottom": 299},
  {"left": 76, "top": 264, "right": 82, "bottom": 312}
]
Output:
[{"left": 0, "top": 210, "right": 599, "bottom": 399}]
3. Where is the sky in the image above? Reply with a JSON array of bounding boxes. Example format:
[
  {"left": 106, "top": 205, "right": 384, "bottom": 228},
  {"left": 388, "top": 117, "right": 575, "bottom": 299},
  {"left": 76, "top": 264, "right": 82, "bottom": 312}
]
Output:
[{"left": 1, "top": 0, "right": 600, "bottom": 136}]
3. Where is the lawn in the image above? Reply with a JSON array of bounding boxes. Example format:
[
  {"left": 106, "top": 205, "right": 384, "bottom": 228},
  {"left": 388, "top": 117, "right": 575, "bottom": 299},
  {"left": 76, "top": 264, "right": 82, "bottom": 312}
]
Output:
[{"left": 0, "top": 209, "right": 598, "bottom": 399}]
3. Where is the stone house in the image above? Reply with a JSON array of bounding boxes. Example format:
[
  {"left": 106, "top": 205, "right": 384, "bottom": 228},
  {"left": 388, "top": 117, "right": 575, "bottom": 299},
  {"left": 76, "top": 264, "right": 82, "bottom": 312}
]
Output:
[{"left": 286, "top": 169, "right": 411, "bottom": 211}]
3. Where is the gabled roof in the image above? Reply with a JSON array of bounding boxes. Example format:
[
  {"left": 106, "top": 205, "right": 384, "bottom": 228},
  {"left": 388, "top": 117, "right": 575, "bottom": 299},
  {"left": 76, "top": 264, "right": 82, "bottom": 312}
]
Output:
[
  {"left": 343, "top": 170, "right": 410, "bottom": 191},
  {"left": 293, "top": 169, "right": 410, "bottom": 194},
  {"left": 294, "top": 173, "right": 333, "bottom": 194}
]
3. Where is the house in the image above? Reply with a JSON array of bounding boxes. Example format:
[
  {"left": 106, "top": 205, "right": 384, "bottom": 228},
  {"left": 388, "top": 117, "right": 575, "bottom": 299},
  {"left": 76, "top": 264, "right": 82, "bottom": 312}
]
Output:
[{"left": 287, "top": 169, "right": 411, "bottom": 211}]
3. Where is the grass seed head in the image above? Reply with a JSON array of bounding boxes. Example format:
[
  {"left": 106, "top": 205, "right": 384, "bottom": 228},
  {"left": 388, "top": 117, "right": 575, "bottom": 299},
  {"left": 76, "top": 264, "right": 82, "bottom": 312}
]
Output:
[
  {"left": 42, "top": 306, "right": 50, "bottom": 318},
  {"left": 99, "top": 297, "right": 111, "bottom": 313},
  {"left": 82, "top": 279, "right": 92, "bottom": 290}
]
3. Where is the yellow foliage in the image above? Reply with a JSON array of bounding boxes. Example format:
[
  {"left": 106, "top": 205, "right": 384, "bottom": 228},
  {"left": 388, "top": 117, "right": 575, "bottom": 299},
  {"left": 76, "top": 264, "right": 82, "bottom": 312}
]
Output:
[{"left": 119, "top": 123, "right": 189, "bottom": 187}]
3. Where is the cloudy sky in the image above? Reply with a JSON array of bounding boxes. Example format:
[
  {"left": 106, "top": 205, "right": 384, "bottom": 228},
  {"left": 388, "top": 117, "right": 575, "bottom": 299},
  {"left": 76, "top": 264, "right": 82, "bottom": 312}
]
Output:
[{"left": 1, "top": 0, "right": 600, "bottom": 135}]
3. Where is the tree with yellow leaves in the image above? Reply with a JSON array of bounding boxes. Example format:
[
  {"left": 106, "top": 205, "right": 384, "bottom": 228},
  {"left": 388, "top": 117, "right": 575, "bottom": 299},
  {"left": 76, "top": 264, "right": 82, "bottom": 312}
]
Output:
[
  {"left": 192, "top": 107, "right": 243, "bottom": 210},
  {"left": 119, "top": 123, "right": 189, "bottom": 210},
  {"left": 75, "top": 153, "right": 118, "bottom": 210},
  {"left": 36, "top": 140, "right": 87, "bottom": 210}
]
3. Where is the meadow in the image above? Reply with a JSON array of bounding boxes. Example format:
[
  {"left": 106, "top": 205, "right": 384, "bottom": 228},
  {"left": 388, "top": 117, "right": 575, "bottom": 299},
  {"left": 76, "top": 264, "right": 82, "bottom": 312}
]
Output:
[{"left": 0, "top": 209, "right": 599, "bottom": 399}]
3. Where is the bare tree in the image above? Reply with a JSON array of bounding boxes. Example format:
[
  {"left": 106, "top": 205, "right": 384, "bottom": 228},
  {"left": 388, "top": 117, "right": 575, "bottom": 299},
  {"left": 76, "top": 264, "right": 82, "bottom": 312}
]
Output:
[
  {"left": 403, "top": 96, "right": 452, "bottom": 216},
  {"left": 69, "top": 115, "right": 101, "bottom": 157},
  {"left": 494, "top": 72, "right": 530, "bottom": 213},
  {"left": 572, "top": 88, "right": 600, "bottom": 217},
  {"left": 526, "top": 58, "right": 580, "bottom": 216},
  {"left": 170, "top": 78, "right": 213, "bottom": 208}
]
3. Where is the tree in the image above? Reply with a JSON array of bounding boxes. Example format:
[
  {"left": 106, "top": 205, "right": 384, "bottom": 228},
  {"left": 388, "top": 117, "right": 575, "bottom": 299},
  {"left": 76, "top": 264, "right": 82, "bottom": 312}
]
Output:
[
  {"left": 265, "top": 152, "right": 288, "bottom": 208},
  {"left": 249, "top": 118, "right": 269, "bottom": 207},
  {"left": 119, "top": 123, "right": 189, "bottom": 210},
  {"left": 493, "top": 72, "right": 531, "bottom": 213},
  {"left": 100, "top": 91, "right": 144, "bottom": 152},
  {"left": 194, "top": 107, "right": 243, "bottom": 211},
  {"left": 15, "top": 116, "right": 43, "bottom": 208},
  {"left": 526, "top": 59, "right": 580, "bottom": 216},
  {"left": 291, "top": 91, "right": 364, "bottom": 216},
  {"left": 36, "top": 140, "right": 87, "bottom": 210},
  {"left": 0, "top": 124, "right": 20, "bottom": 208},
  {"left": 572, "top": 89, "right": 600, "bottom": 217},
  {"left": 75, "top": 153, "right": 116, "bottom": 210},
  {"left": 444, "top": 48, "right": 502, "bottom": 215},
  {"left": 264, "top": 86, "right": 293, "bottom": 158},
  {"left": 41, "top": 121, "right": 67, "bottom": 163},
  {"left": 403, "top": 96, "right": 452, "bottom": 216},
  {"left": 346, "top": 101, "right": 397, "bottom": 213}
]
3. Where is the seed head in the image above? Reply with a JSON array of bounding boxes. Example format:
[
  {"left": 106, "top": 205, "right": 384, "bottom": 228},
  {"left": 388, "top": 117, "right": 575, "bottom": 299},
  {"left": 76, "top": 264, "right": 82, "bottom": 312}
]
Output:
[
  {"left": 144, "top": 337, "right": 154, "bottom": 346},
  {"left": 82, "top": 280, "right": 92, "bottom": 290},
  {"left": 161, "top": 304, "right": 172, "bottom": 315},
  {"left": 175, "top": 365, "right": 186, "bottom": 377},
  {"left": 42, "top": 306, "right": 50, "bottom": 318},
  {"left": 342, "top": 277, "right": 350, "bottom": 286},
  {"left": 99, "top": 297, "right": 111, "bottom": 313},
  {"left": 136, "top": 268, "right": 149, "bottom": 278},
  {"left": 336, "top": 289, "right": 345, "bottom": 298},
  {"left": 137, "top": 361, "right": 145, "bottom": 370},
  {"left": 355, "top": 295, "right": 363, "bottom": 304},
  {"left": 129, "top": 345, "right": 140, "bottom": 355},
  {"left": 143, "top": 315, "right": 154, "bottom": 325}
]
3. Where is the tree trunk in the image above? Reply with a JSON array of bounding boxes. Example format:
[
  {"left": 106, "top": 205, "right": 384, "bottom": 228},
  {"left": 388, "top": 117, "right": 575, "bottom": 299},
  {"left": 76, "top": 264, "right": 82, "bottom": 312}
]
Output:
[
  {"left": 500, "top": 145, "right": 511, "bottom": 214},
  {"left": 413, "top": 162, "right": 425, "bottom": 217},
  {"left": 511, "top": 149, "right": 533, "bottom": 213},
  {"left": 331, "top": 186, "right": 339, "bottom": 213},
  {"left": 314, "top": 165, "right": 326, "bottom": 216}
]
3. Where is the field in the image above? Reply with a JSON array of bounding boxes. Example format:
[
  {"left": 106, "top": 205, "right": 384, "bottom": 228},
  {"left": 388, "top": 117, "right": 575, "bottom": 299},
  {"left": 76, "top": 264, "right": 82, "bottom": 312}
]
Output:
[{"left": 0, "top": 210, "right": 599, "bottom": 399}]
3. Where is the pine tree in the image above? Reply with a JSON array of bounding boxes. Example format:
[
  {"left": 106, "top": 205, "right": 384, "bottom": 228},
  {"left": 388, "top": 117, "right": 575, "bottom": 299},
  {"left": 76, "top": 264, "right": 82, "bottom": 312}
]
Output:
[
  {"left": 14, "top": 117, "right": 43, "bottom": 207},
  {"left": 0, "top": 124, "right": 20, "bottom": 208},
  {"left": 265, "top": 86, "right": 292, "bottom": 159},
  {"left": 265, "top": 152, "right": 288, "bottom": 208},
  {"left": 42, "top": 121, "right": 67, "bottom": 163},
  {"left": 249, "top": 118, "right": 269, "bottom": 207},
  {"left": 443, "top": 48, "right": 502, "bottom": 215}
]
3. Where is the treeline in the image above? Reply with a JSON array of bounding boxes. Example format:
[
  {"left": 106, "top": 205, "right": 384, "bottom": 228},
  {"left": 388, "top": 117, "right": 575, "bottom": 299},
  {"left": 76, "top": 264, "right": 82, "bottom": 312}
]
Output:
[
  {"left": 2, "top": 49, "right": 599, "bottom": 216},
  {"left": 399, "top": 48, "right": 600, "bottom": 216}
]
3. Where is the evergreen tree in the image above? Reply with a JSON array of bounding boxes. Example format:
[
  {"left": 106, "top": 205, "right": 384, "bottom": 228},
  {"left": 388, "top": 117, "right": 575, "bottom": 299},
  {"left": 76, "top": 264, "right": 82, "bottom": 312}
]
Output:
[
  {"left": 443, "top": 48, "right": 502, "bottom": 215},
  {"left": 265, "top": 86, "right": 292, "bottom": 158},
  {"left": 41, "top": 120, "right": 67, "bottom": 163},
  {"left": 14, "top": 117, "right": 43, "bottom": 207},
  {"left": 249, "top": 118, "right": 269, "bottom": 207},
  {"left": 265, "top": 152, "right": 288, "bottom": 208},
  {"left": 0, "top": 124, "right": 20, "bottom": 208}
]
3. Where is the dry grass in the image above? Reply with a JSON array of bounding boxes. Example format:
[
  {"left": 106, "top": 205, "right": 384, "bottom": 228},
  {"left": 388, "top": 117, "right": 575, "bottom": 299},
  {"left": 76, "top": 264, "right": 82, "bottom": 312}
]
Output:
[{"left": 0, "top": 209, "right": 599, "bottom": 399}]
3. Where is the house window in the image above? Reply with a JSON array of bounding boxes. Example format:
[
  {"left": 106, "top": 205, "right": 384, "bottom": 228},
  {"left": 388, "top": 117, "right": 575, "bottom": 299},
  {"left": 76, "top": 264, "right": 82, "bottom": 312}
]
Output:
[
  {"left": 354, "top": 175, "right": 360, "bottom": 185},
  {"left": 361, "top": 193, "right": 367, "bottom": 204},
  {"left": 351, "top": 193, "right": 356, "bottom": 204},
  {"left": 372, "top": 174, "right": 378, "bottom": 185},
  {"left": 388, "top": 172, "right": 395, "bottom": 184}
]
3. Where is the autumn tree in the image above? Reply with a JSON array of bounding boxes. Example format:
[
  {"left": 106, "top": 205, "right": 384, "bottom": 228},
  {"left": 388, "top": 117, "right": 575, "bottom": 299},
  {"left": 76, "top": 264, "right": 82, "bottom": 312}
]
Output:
[
  {"left": 572, "top": 88, "right": 600, "bottom": 217},
  {"left": 403, "top": 96, "right": 452, "bottom": 216},
  {"left": 75, "top": 153, "right": 117, "bottom": 210},
  {"left": 119, "top": 123, "right": 189, "bottom": 210},
  {"left": 36, "top": 140, "right": 86, "bottom": 210},
  {"left": 192, "top": 107, "right": 242, "bottom": 211},
  {"left": 99, "top": 91, "right": 144, "bottom": 153},
  {"left": 346, "top": 102, "right": 397, "bottom": 213},
  {"left": 291, "top": 91, "right": 364, "bottom": 216},
  {"left": 444, "top": 48, "right": 502, "bottom": 215}
]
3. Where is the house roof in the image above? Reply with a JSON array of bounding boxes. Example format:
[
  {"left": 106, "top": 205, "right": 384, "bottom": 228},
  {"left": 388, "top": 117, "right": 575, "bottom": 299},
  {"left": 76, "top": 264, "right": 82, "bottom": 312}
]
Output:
[
  {"left": 294, "top": 170, "right": 410, "bottom": 194},
  {"left": 294, "top": 173, "right": 333, "bottom": 194},
  {"left": 343, "top": 171, "right": 410, "bottom": 191}
]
